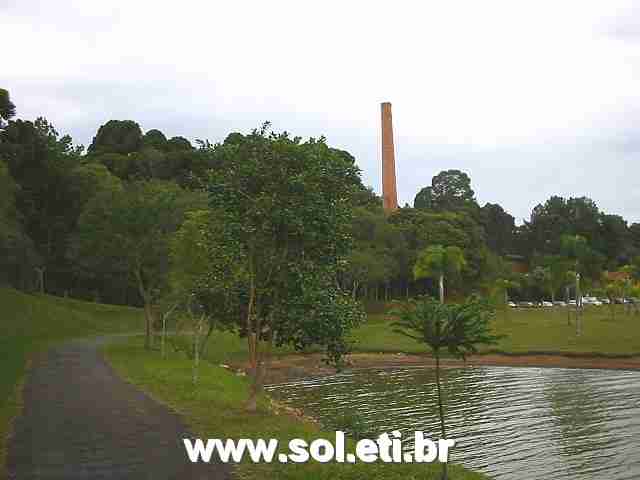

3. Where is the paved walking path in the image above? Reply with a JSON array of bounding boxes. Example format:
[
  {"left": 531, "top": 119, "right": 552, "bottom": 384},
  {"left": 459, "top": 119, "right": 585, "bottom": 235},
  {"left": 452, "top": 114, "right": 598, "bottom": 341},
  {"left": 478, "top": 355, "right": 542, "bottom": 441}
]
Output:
[{"left": 6, "top": 338, "right": 232, "bottom": 479}]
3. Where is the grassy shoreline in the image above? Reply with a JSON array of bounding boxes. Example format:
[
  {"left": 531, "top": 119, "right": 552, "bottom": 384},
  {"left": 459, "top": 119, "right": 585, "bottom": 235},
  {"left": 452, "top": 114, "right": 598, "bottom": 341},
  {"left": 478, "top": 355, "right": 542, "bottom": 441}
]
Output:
[
  {"left": 104, "top": 337, "right": 490, "bottom": 480},
  {"left": 357, "top": 306, "right": 640, "bottom": 356},
  {"left": 163, "top": 306, "right": 640, "bottom": 380},
  {"left": 4, "top": 290, "right": 639, "bottom": 478}
]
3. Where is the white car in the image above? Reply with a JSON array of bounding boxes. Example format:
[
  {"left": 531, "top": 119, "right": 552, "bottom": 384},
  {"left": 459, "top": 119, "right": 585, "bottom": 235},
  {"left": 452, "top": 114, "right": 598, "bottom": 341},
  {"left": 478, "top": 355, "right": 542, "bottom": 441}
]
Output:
[
  {"left": 541, "top": 301, "right": 553, "bottom": 307},
  {"left": 583, "top": 296, "right": 602, "bottom": 306},
  {"left": 508, "top": 301, "right": 517, "bottom": 308}
]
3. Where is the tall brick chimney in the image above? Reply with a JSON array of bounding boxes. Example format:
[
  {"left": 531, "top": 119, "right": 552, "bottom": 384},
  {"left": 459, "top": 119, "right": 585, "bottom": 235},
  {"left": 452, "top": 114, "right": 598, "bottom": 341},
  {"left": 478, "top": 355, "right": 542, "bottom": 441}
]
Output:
[{"left": 381, "top": 102, "right": 398, "bottom": 211}]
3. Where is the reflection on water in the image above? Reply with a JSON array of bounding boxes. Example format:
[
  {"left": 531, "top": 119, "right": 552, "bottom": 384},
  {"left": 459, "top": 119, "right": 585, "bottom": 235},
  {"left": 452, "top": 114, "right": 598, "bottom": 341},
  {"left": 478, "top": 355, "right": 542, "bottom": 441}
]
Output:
[{"left": 266, "top": 366, "right": 640, "bottom": 480}]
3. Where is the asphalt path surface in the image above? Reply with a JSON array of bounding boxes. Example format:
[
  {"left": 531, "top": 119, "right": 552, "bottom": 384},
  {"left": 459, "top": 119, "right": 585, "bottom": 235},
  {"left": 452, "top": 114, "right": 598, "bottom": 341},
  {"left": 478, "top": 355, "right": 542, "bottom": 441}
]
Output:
[{"left": 6, "top": 338, "right": 233, "bottom": 479}]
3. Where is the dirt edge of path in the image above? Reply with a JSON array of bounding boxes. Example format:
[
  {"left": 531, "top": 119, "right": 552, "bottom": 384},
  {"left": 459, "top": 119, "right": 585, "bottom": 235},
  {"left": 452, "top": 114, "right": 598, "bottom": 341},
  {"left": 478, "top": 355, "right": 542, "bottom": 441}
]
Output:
[{"left": 228, "top": 351, "right": 640, "bottom": 385}]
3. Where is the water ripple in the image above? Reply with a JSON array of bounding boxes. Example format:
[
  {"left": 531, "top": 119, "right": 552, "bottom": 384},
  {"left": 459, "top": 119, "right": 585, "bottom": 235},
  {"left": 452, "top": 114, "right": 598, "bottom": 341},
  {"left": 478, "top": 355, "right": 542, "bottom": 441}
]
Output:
[{"left": 266, "top": 366, "right": 640, "bottom": 480}]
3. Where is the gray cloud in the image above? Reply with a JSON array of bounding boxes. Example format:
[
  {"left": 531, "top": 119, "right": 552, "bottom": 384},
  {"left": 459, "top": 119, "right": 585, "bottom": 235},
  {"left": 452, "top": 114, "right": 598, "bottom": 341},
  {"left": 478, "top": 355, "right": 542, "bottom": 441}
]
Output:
[{"left": 5, "top": 0, "right": 640, "bottom": 225}]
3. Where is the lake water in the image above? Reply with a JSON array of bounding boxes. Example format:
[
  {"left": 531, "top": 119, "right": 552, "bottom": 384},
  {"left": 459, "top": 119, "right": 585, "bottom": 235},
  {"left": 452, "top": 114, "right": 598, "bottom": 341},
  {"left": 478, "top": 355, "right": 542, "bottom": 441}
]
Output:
[{"left": 265, "top": 366, "right": 640, "bottom": 479}]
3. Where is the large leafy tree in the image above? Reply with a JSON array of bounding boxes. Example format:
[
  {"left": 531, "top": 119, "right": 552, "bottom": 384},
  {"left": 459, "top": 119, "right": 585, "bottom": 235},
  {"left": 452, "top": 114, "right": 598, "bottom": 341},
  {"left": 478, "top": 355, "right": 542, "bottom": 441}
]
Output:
[
  {"left": 70, "top": 180, "right": 203, "bottom": 348},
  {"left": 141, "top": 129, "right": 168, "bottom": 150},
  {"left": 630, "top": 224, "right": 640, "bottom": 258},
  {"left": 0, "top": 117, "right": 83, "bottom": 292},
  {"left": 600, "top": 214, "right": 630, "bottom": 266},
  {"left": 561, "top": 234, "right": 604, "bottom": 282},
  {"left": 87, "top": 120, "right": 143, "bottom": 155},
  {"left": 67, "top": 162, "right": 123, "bottom": 223},
  {"left": 392, "top": 296, "right": 500, "bottom": 480},
  {"left": 413, "top": 185, "right": 434, "bottom": 209},
  {"left": 480, "top": 203, "right": 515, "bottom": 255},
  {"left": 532, "top": 255, "right": 572, "bottom": 302},
  {"left": 493, "top": 277, "right": 520, "bottom": 312},
  {"left": 531, "top": 266, "right": 553, "bottom": 301},
  {"left": 344, "top": 206, "right": 408, "bottom": 300},
  {"left": 90, "top": 124, "right": 207, "bottom": 186},
  {"left": 631, "top": 256, "right": 640, "bottom": 282},
  {"left": 0, "top": 159, "right": 40, "bottom": 288},
  {"left": 168, "top": 209, "right": 222, "bottom": 378},
  {"left": 0, "top": 88, "right": 16, "bottom": 123},
  {"left": 413, "top": 169, "right": 478, "bottom": 212},
  {"left": 413, "top": 245, "right": 466, "bottom": 303},
  {"left": 430, "top": 169, "right": 477, "bottom": 212},
  {"left": 200, "top": 124, "right": 365, "bottom": 411},
  {"left": 522, "top": 195, "right": 630, "bottom": 270},
  {"left": 390, "top": 208, "right": 489, "bottom": 291}
]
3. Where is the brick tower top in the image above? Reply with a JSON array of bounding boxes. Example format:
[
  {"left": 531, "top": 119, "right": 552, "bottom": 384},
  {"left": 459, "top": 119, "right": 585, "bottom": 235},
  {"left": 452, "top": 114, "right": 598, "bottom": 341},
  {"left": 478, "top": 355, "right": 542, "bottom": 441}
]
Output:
[{"left": 381, "top": 102, "right": 398, "bottom": 211}]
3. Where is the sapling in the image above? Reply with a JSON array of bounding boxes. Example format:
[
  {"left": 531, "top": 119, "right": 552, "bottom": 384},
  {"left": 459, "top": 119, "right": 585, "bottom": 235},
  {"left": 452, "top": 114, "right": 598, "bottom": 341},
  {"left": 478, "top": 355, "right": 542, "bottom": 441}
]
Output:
[{"left": 392, "top": 296, "right": 501, "bottom": 480}]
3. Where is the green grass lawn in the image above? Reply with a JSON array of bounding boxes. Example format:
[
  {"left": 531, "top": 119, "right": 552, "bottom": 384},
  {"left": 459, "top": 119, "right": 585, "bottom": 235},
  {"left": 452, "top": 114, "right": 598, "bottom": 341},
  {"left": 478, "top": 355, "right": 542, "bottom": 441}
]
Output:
[
  {"left": 193, "top": 306, "right": 640, "bottom": 366},
  {"left": 105, "top": 337, "right": 489, "bottom": 480},
  {"left": 4, "top": 289, "right": 638, "bottom": 479},
  {"left": 355, "top": 306, "right": 640, "bottom": 356},
  {"left": 0, "top": 288, "right": 143, "bottom": 474}
]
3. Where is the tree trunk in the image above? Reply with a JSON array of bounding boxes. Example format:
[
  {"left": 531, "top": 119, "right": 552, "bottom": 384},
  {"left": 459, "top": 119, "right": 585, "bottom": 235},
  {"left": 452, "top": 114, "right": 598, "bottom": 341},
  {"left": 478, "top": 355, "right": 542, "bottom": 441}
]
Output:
[
  {"left": 245, "top": 267, "right": 261, "bottom": 412},
  {"left": 162, "top": 312, "right": 167, "bottom": 358},
  {"left": 575, "top": 274, "right": 582, "bottom": 336},
  {"left": 434, "top": 351, "right": 448, "bottom": 480},
  {"left": 193, "top": 316, "right": 200, "bottom": 384},
  {"left": 566, "top": 286, "right": 571, "bottom": 326},
  {"left": 135, "top": 268, "right": 153, "bottom": 350},
  {"left": 504, "top": 290, "right": 510, "bottom": 321},
  {"left": 161, "top": 304, "right": 177, "bottom": 359},
  {"left": 439, "top": 274, "right": 445, "bottom": 304},
  {"left": 624, "top": 284, "right": 630, "bottom": 315},
  {"left": 246, "top": 343, "right": 263, "bottom": 413},
  {"left": 35, "top": 267, "right": 45, "bottom": 295},
  {"left": 249, "top": 363, "right": 265, "bottom": 410},
  {"left": 144, "top": 303, "right": 152, "bottom": 350}
]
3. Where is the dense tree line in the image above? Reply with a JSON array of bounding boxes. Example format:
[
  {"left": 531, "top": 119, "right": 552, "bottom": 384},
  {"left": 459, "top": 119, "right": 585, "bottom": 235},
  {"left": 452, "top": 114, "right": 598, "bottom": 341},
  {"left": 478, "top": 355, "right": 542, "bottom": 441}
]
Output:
[
  {"left": 0, "top": 90, "right": 210, "bottom": 303},
  {"left": 1, "top": 88, "right": 639, "bottom": 309}
]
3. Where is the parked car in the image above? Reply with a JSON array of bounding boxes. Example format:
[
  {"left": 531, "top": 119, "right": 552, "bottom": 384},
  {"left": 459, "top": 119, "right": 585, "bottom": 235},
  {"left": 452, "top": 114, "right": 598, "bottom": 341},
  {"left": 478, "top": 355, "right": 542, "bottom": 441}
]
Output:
[
  {"left": 600, "top": 298, "right": 611, "bottom": 305},
  {"left": 541, "top": 301, "right": 553, "bottom": 307},
  {"left": 583, "top": 297, "right": 602, "bottom": 306},
  {"left": 568, "top": 300, "right": 577, "bottom": 306},
  {"left": 553, "top": 301, "right": 567, "bottom": 307},
  {"left": 508, "top": 301, "right": 517, "bottom": 308},
  {"left": 517, "top": 301, "right": 534, "bottom": 308}
]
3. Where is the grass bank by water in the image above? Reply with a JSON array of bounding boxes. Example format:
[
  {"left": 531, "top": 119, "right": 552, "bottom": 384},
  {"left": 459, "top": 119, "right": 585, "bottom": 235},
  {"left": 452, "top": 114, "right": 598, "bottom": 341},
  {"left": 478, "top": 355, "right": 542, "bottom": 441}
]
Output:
[
  {"left": 169, "top": 305, "right": 640, "bottom": 379},
  {"left": 358, "top": 306, "right": 640, "bottom": 356},
  {"left": 105, "top": 337, "right": 489, "bottom": 480}
]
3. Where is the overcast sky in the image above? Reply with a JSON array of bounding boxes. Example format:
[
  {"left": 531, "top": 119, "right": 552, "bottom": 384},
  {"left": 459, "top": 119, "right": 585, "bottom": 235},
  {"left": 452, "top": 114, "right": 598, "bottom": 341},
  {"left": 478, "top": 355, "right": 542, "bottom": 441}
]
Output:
[{"left": 4, "top": 0, "right": 640, "bottom": 224}]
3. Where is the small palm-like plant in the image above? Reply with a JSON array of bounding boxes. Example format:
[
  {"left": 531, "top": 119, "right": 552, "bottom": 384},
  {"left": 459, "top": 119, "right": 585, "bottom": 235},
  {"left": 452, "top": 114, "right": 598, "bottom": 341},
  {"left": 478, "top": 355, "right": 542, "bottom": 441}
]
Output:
[
  {"left": 413, "top": 245, "right": 466, "bottom": 303},
  {"left": 392, "top": 296, "right": 501, "bottom": 480}
]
